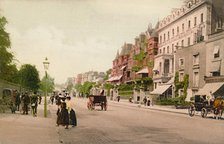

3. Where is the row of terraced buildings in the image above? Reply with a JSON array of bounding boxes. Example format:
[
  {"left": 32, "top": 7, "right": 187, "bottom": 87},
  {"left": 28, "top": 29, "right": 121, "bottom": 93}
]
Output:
[{"left": 108, "top": 0, "right": 224, "bottom": 101}]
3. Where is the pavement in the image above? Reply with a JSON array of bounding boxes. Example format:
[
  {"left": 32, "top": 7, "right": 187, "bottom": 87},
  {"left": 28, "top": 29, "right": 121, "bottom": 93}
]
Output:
[
  {"left": 0, "top": 101, "right": 60, "bottom": 144},
  {"left": 109, "top": 99, "right": 190, "bottom": 115}
]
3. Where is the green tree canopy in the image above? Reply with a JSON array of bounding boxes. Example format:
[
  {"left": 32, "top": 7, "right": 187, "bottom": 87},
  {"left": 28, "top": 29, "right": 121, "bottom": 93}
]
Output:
[
  {"left": 0, "top": 16, "right": 18, "bottom": 82},
  {"left": 19, "top": 64, "right": 40, "bottom": 91},
  {"left": 74, "top": 82, "right": 94, "bottom": 96},
  {"left": 39, "top": 74, "right": 55, "bottom": 94}
]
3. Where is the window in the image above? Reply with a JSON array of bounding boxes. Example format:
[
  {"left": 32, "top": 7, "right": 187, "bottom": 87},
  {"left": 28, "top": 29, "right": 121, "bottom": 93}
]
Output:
[
  {"left": 179, "top": 72, "right": 184, "bottom": 82},
  {"left": 159, "top": 49, "right": 162, "bottom": 54},
  {"left": 193, "top": 53, "right": 199, "bottom": 65},
  {"left": 172, "top": 29, "right": 175, "bottom": 37},
  {"left": 188, "top": 20, "right": 191, "bottom": 29},
  {"left": 212, "top": 72, "right": 220, "bottom": 76},
  {"left": 177, "top": 26, "right": 179, "bottom": 34},
  {"left": 182, "top": 23, "right": 184, "bottom": 32},
  {"left": 163, "top": 47, "right": 165, "bottom": 54},
  {"left": 179, "top": 58, "right": 184, "bottom": 66},
  {"left": 159, "top": 62, "right": 162, "bottom": 73},
  {"left": 172, "top": 44, "right": 174, "bottom": 53},
  {"left": 181, "top": 40, "right": 184, "bottom": 47},
  {"left": 213, "top": 46, "right": 220, "bottom": 58},
  {"left": 168, "top": 31, "right": 170, "bottom": 40},
  {"left": 164, "top": 59, "right": 170, "bottom": 74},
  {"left": 179, "top": 89, "right": 184, "bottom": 96},
  {"left": 193, "top": 72, "right": 199, "bottom": 87},
  {"left": 160, "top": 36, "right": 162, "bottom": 43},
  {"left": 127, "top": 71, "right": 130, "bottom": 78},
  {"left": 164, "top": 33, "right": 166, "bottom": 42},
  {"left": 167, "top": 46, "right": 170, "bottom": 54},
  {"left": 194, "top": 17, "right": 197, "bottom": 26},
  {"left": 188, "top": 37, "right": 191, "bottom": 46},
  {"left": 201, "top": 13, "right": 203, "bottom": 23}
]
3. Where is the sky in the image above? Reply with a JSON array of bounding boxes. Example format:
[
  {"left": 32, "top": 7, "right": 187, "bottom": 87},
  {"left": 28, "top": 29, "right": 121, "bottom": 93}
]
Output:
[{"left": 0, "top": 0, "right": 183, "bottom": 84}]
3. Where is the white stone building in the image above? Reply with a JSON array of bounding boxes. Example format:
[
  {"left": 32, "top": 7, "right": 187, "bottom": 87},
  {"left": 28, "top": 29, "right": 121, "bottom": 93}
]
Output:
[{"left": 151, "top": 0, "right": 224, "bottom": 98}]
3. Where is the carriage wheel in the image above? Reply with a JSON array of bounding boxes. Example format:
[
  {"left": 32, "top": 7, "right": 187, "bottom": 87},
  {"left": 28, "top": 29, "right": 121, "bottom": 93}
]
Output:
[
  {"left": 201, "top": 108, "right": 207, "bottom": 118},
  {"left": 188, "top": 106, "right": 195, "bottom": 117}
]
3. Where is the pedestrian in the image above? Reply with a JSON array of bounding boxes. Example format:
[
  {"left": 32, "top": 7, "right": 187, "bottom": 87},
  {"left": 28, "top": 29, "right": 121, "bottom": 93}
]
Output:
[
  {"left": 30, "top": 92, "right": 38, "bottom": 117},
  {"left": 38, "top": 95, "right": 42, "bottom": 104},
  {"left": 15, "top": 91, "right": 21, "bottom": 111},
  {"left": 61, "top": 102, "right": 69, "bottom": 129},
  {"left": 117, "top": 95, "right": 120, "bottom": 102},
  {"left": 129, "top": 96, "right": 133, "bottom": 103},
  {"left": 66, "top": 96, "right": 72, "bottom": 113},
  {"left": 143, "top": 97, "right": 147, "bottom": 106},
  {"left": 147, "top": 97, "right": 151, "bottom": 106},
  {"left": 56, "top": 104, "right": 62, "bottom": 126},
  {"left": 20, "top": 93, "right": 25, "bottom": 113},
  {"left": 70, "top": 108, "right": 77, "bottom": 127},
  {"left": 23, "top": 92, "right": 30, "bottom": 115}
]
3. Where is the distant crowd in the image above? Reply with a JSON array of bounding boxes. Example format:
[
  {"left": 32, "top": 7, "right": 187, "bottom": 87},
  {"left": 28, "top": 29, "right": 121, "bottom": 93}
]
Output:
[{"left": 10, "top": 90, "right": 40, "bottom": 117}]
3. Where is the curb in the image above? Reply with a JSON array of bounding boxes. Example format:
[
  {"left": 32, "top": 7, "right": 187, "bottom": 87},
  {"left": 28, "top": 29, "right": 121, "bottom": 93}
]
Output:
[{"left": 109, "top": 100, "right": 189, "bottom": 115}]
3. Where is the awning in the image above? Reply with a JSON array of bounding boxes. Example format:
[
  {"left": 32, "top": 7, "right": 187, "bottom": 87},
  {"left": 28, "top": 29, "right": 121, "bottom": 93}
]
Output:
[
  {"left": 136, "top": 67, "right": 148, "bottom": 74},
  {"left": 150, "top": 85, "right": 171, "bottom": 95},
  {"left": 114, "top": 75, "right": 123, "bottom": 81},
  {"left": 106, "top": 77, "right": 115, "bottom": 82},
  {"left": 107, "top": 75, "right": 123, "bottom": 82},
  {"left": 210, "top": 61, "right": 220, "bottom": 72},
  {"left": 120, "top": 65, "right": 126, "bottom": 70},
  {"left": 195, "top": 82, "right": 224, "bottom": 96}
]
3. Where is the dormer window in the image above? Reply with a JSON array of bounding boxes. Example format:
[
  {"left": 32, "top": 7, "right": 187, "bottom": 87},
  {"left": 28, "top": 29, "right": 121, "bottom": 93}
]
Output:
[{"left": 187, "top": 2, "right": 192, "bottom": 8}]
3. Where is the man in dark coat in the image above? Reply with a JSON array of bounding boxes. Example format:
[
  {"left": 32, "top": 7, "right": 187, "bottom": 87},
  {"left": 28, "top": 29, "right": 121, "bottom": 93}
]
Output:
[
  {"left": 23, "top": 92, "right": 30, "bottom": 115},
  {"left": 15, "top": 91, "right": 21, "bottom": 111},
  {"left": 30, "top": 92, "right": 38, "bottom": 117}
]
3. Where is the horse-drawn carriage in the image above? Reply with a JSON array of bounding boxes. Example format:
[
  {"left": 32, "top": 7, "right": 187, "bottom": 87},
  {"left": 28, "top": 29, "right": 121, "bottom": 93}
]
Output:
[
  {"left": 188, "top": 95, "right": 224, "bottom": 119},
  {"left": 87, "top": 95, "right": 107, "bottom": 111}
]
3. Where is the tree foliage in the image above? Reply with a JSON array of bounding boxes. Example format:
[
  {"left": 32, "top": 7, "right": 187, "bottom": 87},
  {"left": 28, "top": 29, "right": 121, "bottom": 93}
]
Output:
[
  {"left": 19, "top": 64, "right": 40, "bottom": 91},
  {"left": 75, "top": 82, "right": 94, "bottom": 96},
  {"left": 39, "top": 73, "right": 55, "bottom": 94},
  {"left": 0, "top": 16, "right": 17, "bottom": 83}
]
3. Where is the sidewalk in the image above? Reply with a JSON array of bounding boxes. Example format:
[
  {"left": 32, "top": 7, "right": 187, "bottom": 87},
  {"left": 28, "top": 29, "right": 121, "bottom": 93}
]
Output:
[
  {"left": 109, "top": 99, "right": 189, "bottom": 115},
  {"left": 0, "top": 102, "right": 60, "bottom": 144}
]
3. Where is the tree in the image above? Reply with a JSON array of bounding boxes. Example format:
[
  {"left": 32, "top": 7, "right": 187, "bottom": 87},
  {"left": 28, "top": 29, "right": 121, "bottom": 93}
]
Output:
[
  {"left": 19, "top": 64, "right": 40, "bottom": 91},
  {"left": 104, "top": 69, "right": 112, "bottom": 80},
  {"left": 0, "top": 16, "right": 18, "bottom": 82},
  {"left": 39, "top": 74, "right": 55, "bottom": 94}
]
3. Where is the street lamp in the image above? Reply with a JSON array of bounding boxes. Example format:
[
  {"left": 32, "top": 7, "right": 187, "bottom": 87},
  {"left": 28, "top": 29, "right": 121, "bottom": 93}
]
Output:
[{"left": 43, "top": 57, "right": 50, "bottom": 117}]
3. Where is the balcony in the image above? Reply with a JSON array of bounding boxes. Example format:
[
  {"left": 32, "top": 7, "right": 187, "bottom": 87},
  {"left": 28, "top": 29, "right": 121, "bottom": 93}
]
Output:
[
  {"left": 153, "top": 73, "right": 172, "bottom": 83},
  {"left": 204, "top": 75, "right": 224, "bottom": 83}
]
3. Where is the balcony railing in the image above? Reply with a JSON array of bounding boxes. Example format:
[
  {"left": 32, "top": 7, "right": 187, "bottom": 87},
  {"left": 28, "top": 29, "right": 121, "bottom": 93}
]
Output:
[{"left": 204, "top": 75, "right": 224, "bottom": 83}]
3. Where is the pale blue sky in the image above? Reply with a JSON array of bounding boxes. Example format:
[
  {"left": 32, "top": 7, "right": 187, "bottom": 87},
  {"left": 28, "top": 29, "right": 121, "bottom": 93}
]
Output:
[{"left": 0, "top": 0, "right": 183, "bottom": 84}]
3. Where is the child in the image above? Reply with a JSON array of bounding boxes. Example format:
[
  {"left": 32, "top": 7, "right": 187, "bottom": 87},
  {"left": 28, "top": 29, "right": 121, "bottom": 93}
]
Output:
[{"left": 70, "top": 108, "right": 77, "bottom": 127}]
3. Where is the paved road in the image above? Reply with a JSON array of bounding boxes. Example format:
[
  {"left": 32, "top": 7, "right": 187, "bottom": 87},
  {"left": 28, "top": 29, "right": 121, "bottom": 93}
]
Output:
[
  {"left": 1, "top": 97, "right": 224, "bottom": 144},
  {"left": 54, "top": 98, "right": 224, "bottom": 144}
]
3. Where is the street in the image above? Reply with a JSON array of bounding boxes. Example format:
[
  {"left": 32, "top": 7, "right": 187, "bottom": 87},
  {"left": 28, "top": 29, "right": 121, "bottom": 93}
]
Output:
[
  {"left": 54, "top": 98, "right": 224, "bottom": 144},
  {"left": 1, "top": 97, "right": 224, "bottom": 144}
]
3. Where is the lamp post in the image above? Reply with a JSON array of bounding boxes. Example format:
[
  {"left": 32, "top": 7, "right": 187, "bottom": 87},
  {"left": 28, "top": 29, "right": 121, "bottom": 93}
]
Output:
[{"left": 43, "top": 57, "right": 50, "bottom": 117}]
